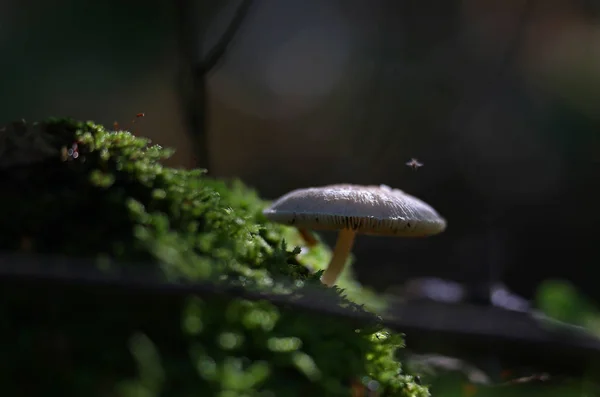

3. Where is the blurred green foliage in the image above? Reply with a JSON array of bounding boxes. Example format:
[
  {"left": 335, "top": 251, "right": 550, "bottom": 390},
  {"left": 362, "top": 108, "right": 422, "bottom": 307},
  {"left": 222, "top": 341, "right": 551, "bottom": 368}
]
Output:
[
  {"left": 537, "top": 279, "right": 600, "bottom": 337},
  {"left": 0, "top": 119, "right": 426, "bottom": 396}
]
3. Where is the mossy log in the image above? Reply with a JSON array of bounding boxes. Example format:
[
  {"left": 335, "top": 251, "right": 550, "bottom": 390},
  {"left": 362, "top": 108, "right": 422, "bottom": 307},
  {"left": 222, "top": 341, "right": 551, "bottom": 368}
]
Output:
[{"left": 0, "top": 119, "right": 428, "bottom": 397}]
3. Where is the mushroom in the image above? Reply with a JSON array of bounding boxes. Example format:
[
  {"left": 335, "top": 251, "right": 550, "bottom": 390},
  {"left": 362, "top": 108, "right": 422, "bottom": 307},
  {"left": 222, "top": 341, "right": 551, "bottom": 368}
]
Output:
[{"left": 263, "top": 184, "right": 447, "bottom": 286}]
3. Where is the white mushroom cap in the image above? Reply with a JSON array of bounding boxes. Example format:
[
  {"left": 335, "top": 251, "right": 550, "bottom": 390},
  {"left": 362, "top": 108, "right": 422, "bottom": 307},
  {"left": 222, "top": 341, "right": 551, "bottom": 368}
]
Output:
[{"left": 263, "top": 184, "right": 446, "bottom": 237}]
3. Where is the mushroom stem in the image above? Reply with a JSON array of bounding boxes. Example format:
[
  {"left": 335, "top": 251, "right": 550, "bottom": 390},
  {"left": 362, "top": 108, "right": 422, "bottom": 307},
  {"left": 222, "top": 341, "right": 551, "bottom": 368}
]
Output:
[
  {"left": 297, "top": 227, "right": 318, "bottom": 247},
  {"left": 321, "top": 228, "right": 357, "bottom": 287}
]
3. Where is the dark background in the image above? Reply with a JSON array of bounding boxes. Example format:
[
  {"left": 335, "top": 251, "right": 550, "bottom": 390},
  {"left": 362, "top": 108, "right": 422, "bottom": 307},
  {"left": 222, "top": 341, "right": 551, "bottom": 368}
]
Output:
[{"left": 2, "top": 0, "right": 600, "bottom": 305}]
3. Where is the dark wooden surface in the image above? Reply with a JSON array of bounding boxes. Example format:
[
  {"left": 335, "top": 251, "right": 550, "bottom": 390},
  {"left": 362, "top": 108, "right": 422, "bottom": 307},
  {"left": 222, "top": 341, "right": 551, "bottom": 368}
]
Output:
[
  {"left": 0, "top": 252, "right": 599, "bottom": 379},
  {"left": 385, "top": 299, "right": 600, "bottom": 378}
]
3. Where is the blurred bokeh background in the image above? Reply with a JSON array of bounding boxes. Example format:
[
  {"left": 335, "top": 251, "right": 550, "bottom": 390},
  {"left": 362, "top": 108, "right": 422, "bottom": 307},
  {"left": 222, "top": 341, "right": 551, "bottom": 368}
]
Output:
[{"left": 3, "top": 0, "right": 600, "bottom": 331}]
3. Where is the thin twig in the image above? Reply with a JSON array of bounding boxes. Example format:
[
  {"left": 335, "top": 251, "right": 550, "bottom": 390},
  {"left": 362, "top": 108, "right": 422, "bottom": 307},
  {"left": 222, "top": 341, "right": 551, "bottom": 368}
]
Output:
[{"left": 197, "top": 0, "right": 254, "bottom": 75}]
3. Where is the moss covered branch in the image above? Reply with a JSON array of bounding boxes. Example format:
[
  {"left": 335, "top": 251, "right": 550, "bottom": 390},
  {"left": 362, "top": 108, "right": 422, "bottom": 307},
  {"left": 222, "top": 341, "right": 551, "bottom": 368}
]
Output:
[{"left": 0, "top": 118, "right": 428, "bottom": 397}]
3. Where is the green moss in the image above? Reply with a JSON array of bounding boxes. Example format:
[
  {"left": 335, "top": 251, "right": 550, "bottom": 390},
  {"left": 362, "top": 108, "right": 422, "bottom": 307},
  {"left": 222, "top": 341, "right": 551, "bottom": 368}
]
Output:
[{"left": 0, "top": 119, "right": 428, "bottom": 397}]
